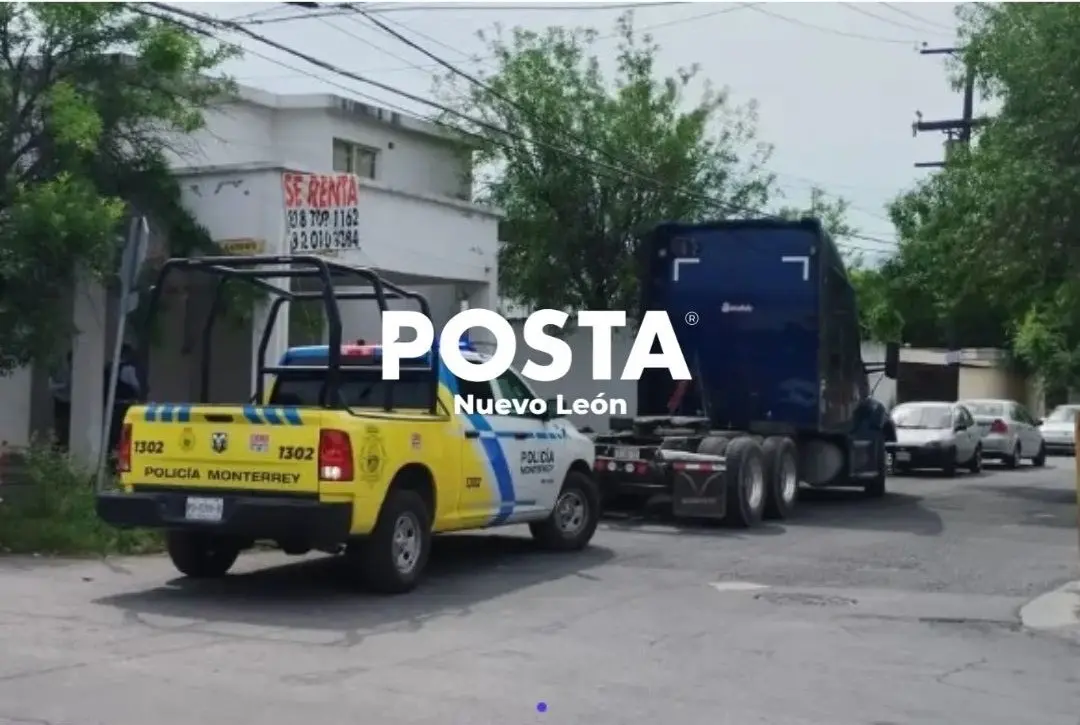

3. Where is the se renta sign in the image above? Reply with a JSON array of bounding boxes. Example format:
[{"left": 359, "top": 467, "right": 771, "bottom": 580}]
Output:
[
  {"left": 380, "top": 309, "right": 691, "bottom": 382},
  {"left": 282, "top": 172, "right": 362, "bottom": 255}
]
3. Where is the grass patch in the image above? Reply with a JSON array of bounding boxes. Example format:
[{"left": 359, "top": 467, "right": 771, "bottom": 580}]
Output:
[{"left": 0, "top": 443, "right": 162, "bottom": 556}]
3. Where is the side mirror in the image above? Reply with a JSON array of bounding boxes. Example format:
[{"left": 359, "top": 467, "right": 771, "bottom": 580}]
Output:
[
  {"left": 1037, "top": 418, "right": 1044, "bottom": 426},
  {"left": 884, "top": 342, "right": 900, "bottom": 380},
  {"left": 954, "top": 421, "right": 967, "bottom": 431}
]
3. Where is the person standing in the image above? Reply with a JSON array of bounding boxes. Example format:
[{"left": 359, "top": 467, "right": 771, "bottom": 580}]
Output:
[
  {"left": 105, "top": 343, "right": 144, "bottom": 454},
  {"left": 49, "top": 352, "right": 72, "bottom": 450}
]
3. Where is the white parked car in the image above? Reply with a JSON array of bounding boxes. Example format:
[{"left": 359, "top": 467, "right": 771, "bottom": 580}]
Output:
[
  {"left": 886, "top": 401, "right": 982, "bottom": 476},
  {"left": 1037, "top": 404, "right": 1079, "bottom": 455},
  {"left": 959, "top": 399, "right": 1046, "bottom": 468}
]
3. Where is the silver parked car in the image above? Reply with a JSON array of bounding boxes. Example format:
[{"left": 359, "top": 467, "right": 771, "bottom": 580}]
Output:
[
  {"left": 1037, "top": 404, "right": 1079, "bottom": 455},
  {"left": 886, "top": 401, "right": 982, "bottom": 476},
  {"left": 959, "top": 399, "right": 1046, "bottom": 468}
]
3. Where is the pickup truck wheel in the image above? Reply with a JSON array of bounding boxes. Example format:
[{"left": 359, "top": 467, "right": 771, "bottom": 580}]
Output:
[
  {"left": 166, "top": 531, "right": 240, "bottom": 579},
  {"left": 723, "top": 437, "right": 766, "bottom": 528},
  {"left": 350, "top": 489, "right": 431, "bottom": 594},
  {"left": 762, "top": 436, "right": 798, "bottom": 520},
  {"left": 530, "top": 471, "right": 601, "bottom": 551}
]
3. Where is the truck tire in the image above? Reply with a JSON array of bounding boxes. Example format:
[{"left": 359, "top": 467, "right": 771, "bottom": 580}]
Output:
[
  {"left": 864, "top": 437, "right": 887, "bottom": 498},
  {"left": 722, "top": 437, "right": 766, "bottom": 528},
  {"left": 697, "top": 435, "right": 730, "bottom": 457},
  {"left": 530, "top": 470, "right": 601, "bottom": 551},
  {"left": 348, "top": 489, "right": 432, "bottom": 594},
  {"left": 166, "top": 531, "right": 240, "bottom": 579},
  {"left": 762, "top": 436, "right": 798, "bottom": 520}
]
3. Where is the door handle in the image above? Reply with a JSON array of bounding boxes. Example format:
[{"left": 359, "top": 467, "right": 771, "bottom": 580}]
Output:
[
  {"left": 464, "top": 430, "right": 480, "bottom": 439},
  {"left": 513, "top": 432, "right": 529, "bottom": 440}
]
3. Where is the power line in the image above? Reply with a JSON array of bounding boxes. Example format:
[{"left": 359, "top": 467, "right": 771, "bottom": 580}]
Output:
[
  {"left": 748, "top": 5, "right": 920, "bottom": 45},
  {"left": 839, "top": 2, "right": 950, "bottom": 37},
  {"left": 241, "top": 2, "right": 692, "bottom": 25},
  {"left": 146, "top": 2, "right": 897, "bottom": 249},
  {"left": 336, "top": 3, "right": 897, "bottom": 230},
  {"left": 880, "top": 3, "right": 955, "bottom": 33},
  {"left": 270, "top": 3, "right": 760, "bottom": 76}
]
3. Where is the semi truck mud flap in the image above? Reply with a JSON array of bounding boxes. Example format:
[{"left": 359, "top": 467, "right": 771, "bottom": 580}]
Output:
[{"left": 660, "top": 450, "right": 728, "bottom": 519}]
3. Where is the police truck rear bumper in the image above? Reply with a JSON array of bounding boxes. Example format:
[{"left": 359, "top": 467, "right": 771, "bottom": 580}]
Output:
[{"left": 96, "top": 487, "right": 352, "bottom": 544}]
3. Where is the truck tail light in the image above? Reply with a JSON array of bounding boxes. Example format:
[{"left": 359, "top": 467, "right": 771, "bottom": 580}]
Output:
[
  {"left": 117, "top": 423, "right": 133, "bottom": 473},
  {"left": 989, "top": 419, "right": 1008, "bottom": 434},
  {"left": 318, "top": 429, "right": 354, "bottom": 482}
]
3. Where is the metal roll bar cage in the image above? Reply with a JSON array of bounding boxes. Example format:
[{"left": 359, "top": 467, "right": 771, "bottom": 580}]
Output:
[{"left": 139, "top": 254, "right": 439, "bottom": 414}]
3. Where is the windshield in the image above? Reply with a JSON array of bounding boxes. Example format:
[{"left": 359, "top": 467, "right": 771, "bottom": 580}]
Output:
[
  {"left": 964, "top": 402, "right": 1005, "bottom": 417},
  {"left": 1045, "top": 406, "right": 1080, "bottom": 423},
  {"left": 891, "top": 404, "right": 952, "bottom": 429}
]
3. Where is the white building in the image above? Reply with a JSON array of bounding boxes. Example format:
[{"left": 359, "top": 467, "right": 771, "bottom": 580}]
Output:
[{"left": 0, "top": 85, "right": 502, "bottom": 466}]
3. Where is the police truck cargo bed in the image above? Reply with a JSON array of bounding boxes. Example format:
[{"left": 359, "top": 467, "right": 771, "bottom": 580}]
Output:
[{"left": 120, "top": 404, "right": 330, "bottom": 495}]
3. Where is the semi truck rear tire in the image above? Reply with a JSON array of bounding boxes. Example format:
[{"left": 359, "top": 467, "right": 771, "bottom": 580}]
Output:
[
  {"left": 697, "top": 435, "right": 730, "bottom": 457},
  {"left": 166, "top": 531, "right": 241, "bottom": 579},
  {"left": 722, "top": 437, "right": 766, "bottom": 528},
  {"left": 762, "top": 436, "right": 799, "bottom": 520}
]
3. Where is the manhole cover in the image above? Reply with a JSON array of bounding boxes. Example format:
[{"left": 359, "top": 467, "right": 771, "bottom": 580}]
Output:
[{"left": 754, "top": 592, "right": 857, "bottom": 607}]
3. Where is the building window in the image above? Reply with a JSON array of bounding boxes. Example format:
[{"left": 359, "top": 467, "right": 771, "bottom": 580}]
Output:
[{"left": 332, "top": 138, "right": 377, "bottom": 179}]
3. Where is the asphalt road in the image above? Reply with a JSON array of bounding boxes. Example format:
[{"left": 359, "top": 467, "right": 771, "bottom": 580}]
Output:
[{"left": 1, "top": 460, "right": 1078, "bottom": 725}]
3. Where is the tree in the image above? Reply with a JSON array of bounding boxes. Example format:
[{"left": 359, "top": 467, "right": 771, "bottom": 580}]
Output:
[
  {"left": 775, "top": 185, "right": 857, "bottom": 241},
  {"left": 437, "top": 12, "right": 775, "bottom": 313},
  {"left": 881, "top": 3, "right": 1080, "bottom": 389},
  {"left": 0, "top": 3, "right": 234, "bottom": 374}
]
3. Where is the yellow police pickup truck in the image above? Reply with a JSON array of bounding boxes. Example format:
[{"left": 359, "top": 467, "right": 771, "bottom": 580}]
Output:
[{"left": 96, "top": 255, "right": 600, "bottom": 594}]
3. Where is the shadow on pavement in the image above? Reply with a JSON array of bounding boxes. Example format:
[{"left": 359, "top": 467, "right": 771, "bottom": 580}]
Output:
[
  {"left": 967, "top": 482, "right": 1077, "bottom": 507},
  {"left": 597, "top": 488, "right": 942, "bottom": 537},
  {"left": 94, "top": 534, "right": 614, "bottom": 634},
  {"left": 600, "top": 508, "right": 786, "bottom": 537},
  {"left": 784, "top": 489, "right": 944, "bottom": 536}
]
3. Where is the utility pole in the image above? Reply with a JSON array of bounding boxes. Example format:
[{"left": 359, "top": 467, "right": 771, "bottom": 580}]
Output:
[{"left": 912, "top": 45, "right": 985, "bottom": 168}]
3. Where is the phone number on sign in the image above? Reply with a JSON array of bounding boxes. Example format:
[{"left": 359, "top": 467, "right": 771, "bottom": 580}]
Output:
[
  {"left": 289, "top": 228, "right": 360, "bottom": 252},
  {"left": 286, "top": 208, "right": 359, "bottom": 228}
]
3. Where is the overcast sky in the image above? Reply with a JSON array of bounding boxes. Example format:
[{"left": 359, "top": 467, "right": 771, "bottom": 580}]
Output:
[{"left": 180, "top": 1, "right": 973, "bottom": 261}]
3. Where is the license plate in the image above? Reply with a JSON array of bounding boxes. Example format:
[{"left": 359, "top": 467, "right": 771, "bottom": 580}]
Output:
[
  {"left": 185, "top": 496, "right": 223, "bottom": 522},
  {"left": 613, "top": 446, "right": 640, "bottom": 460},
  {"left": 895, "top": 451, "right": 911, "bottom": 463}
]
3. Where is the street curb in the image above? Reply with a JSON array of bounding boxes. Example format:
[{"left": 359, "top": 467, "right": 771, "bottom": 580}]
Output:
[{"left": 1020, "top": 580, "right": 1080, "bottom": 632}]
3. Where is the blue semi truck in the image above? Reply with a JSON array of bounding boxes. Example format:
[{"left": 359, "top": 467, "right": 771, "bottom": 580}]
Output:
[{"left": 591, "top": 217, "right": 900, "bottom": 527}]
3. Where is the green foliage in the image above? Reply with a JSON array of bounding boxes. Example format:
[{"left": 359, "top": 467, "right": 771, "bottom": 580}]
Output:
[
  {"left": 0, "top": 443, "right": 161, "bottom": 555},
  {"left": 878, "top": 2, "right": 1080, "bottom": 389},
  {"left": 436, "top": 11, "right": 775, "bottom": 312},
  {"left": 775, "top": 186, "right": 858, "bottom": 241},
  {"left": 0, "top": 2, "right": 238, "bottom": 372}
]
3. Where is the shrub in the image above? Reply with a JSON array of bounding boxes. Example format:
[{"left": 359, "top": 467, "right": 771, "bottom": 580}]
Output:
[{"left": 0, "top": 443, "right": 161, "bottom": 556}]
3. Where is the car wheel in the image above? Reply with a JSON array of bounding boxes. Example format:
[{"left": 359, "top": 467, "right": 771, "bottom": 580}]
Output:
[
  {"left": 166, "top": 531, "right": 241, "bottom": 579},
  {"left": 348, "top": 489, "right": 432, "bottom": 594},
  {"left": 723, "top": 437, "right": 767, "bottom": 528},
  {"left": 1004, "top": 443, "right": 1020, "bottom": 469},
  {"left": 942, "top": 449, "right": 957, "bottom": 477},
  {"left": 864, "top": 436, "right": 887, "bottom": 498},
  {"left": 1033, "top": 442, "right": 1047, "bottom": 467},
  {"left": 762, "top": 436, "right": 799, "bottom": 519},
  {"left": 530, "top": 470, "right": 601, "bottom": 551},
  {"left": 968, "top": 445, "right": 983, "bottom": 473}
]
